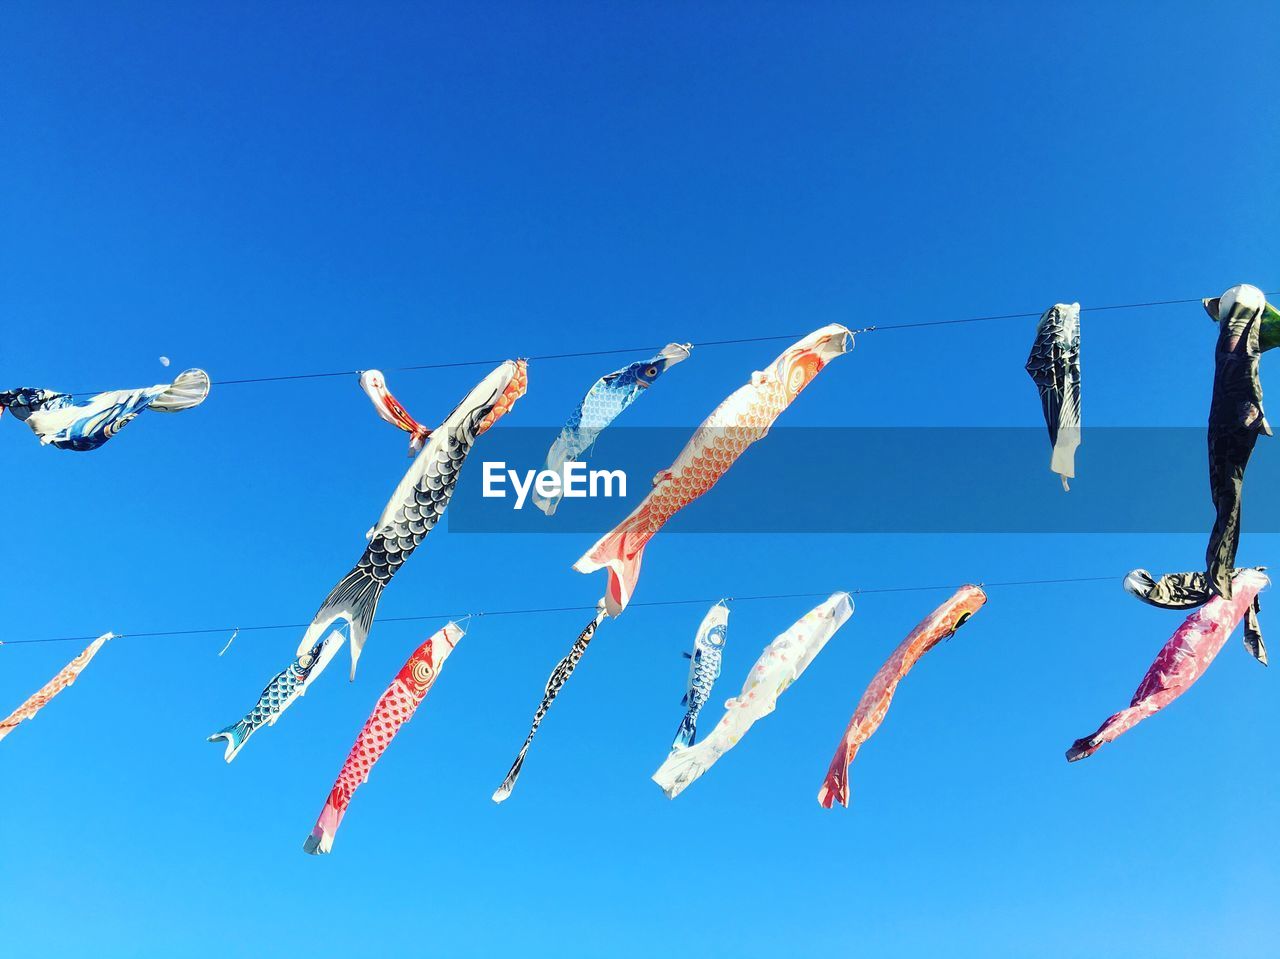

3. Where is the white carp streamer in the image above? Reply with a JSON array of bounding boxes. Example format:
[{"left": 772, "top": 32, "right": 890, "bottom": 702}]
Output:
[{"left": 652, "top": 593, "right": 853, "bottom": 798}]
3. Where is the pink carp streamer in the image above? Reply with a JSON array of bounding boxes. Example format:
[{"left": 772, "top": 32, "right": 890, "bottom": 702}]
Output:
[
  {"left": 574, "top": 325, "right": 852, "bottom": 617},
  {"left": 0, "top": 633, "right": 113, "bottom": 742},
  {"left": 1067, "top": 567, "right": 1269, "bottom": 762},
  {"left": 304, "top": 621, "right": 465, "bottom": 854},
  {"left": 818, "top": 585, "right": 986, "bottom": 809}
]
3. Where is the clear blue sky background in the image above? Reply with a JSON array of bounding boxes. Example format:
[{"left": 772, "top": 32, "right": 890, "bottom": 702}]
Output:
[{"left": 3, "top": 3, "right": 1278, "bottom": 957}]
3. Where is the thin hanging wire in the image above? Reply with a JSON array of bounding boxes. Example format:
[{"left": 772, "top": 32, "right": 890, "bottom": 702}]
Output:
[
  {"left": 0, "top": 574, "right": 1118, "bottom": 647},
  {"left": 70, "top": 291, "right": 1276, "bottom": 395}
]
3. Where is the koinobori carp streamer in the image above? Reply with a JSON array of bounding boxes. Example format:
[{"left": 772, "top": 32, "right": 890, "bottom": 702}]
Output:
[
  {"left": 208, "top": 629, "right": 346, "bottom": 763},
  {"left": 818, "top": 585, "right": 986, "bottom": 809},
  {"left": 305, "top": 621, "right": 465, "bottom": 854},
  {"left": 1124, "top": 567, "right": 1267, "bottom": 665},
  {"left": 1203, "top": 286, "right": 1271, "bottom": 599},
  {"left": 670, "top": 600, "right": 729, "bottom": 750},
  {"left": 492, "top": 602, "right": 608, "bottom": 803},
  {"left": 359, "top": 369, "right": 431, "bottom": 455},
  {"left": 296, "top": 360, "right": 526, "bottom": 681},
  {"left": 0, "top": 369, "right": 210, "bottom": 452},
  {"left": 1025, "top": 303, "right": 1081, "bottom": 490},
  {"left": 532, "top": 343, "right": 691, "bottom": 516},
  {"left": 1067, "top": 567, "right": 1269, "bottom": 762},
  {"left": 0, "top": 633, "right": 113, "bottom": 742},
  {"left": 652, "top": 592, "right": 853, "bottom": 799},
  {"left": 574, "top": 326, "right": 852, "bottom": 617}
]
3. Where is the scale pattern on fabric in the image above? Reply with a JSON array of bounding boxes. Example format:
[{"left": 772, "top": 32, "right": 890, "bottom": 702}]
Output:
[
  {"left": 305, "top": 622, "right": 464, "bottom": 854},
  {"left": 575, "top": 326, "right": 852, "bottom": 616},
  {"left": 533, "top": 343, "right": 691, "bottom": 516}
]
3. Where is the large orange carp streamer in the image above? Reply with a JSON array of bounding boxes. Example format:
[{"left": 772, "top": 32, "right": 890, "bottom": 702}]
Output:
[
  {"left": 304, "top": 622, "right": 465, "bottom": 854},
  {"left": 818, "top": 586, "right": 986, "bottom": 809},
  {"left": 574, "top": 325, "right": 852, "bottom": 617},
  {"left": 0, "top": 633, "right": 113, "bottom": 742},
  {"left": 1067, "top": 567, "right": 1269, "bottom": 761}
]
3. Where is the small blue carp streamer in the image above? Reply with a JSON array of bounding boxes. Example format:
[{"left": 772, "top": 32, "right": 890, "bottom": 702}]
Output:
[
  {"left": 207, "top": 630, "right": 345, "bottom": 762},
  {"left": 532, "top": 343, "right": 691, "bottom": 516},
  {"left": 671, "top": 601, "right": 729, "bottom": 749},
  {"left": 0, "top": 369, "right": 210, "bottom": 451}
]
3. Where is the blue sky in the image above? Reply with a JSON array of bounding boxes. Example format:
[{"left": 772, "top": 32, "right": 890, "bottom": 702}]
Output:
[{"left": 2, "top": 3, "right": 1278, "bottom": 957}]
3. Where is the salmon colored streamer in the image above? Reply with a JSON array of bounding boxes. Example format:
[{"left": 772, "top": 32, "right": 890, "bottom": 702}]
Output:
[
  {"left": 818, "top": 586, "right": 986, "bottom": 809},
  {"left": 1067, "top": 567, "right": 1269, "bottom": 762},
  {"left": 0, "top": 633, "right": 113, "bottom": 742},
  {"left": 575, "top": 326, "right": 852, "bottom": 617},
  {"left": 304, "top": 621, "right": 465, "bottom": 855}
]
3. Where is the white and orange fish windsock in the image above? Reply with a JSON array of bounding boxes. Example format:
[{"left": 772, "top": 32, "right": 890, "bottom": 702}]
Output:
[
  {"left": 574, "top": 326, "right": 852, "bottom": 617},
  {"left": 0, "top": 633, "right": 113, "bottom": 742}
]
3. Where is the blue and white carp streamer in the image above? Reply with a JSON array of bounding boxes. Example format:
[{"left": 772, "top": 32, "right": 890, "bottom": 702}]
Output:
[
  {"left": 532, "top": 343, "right": 691, "bottom": 516},
  {"left": 670, "top": 600, "right": 729, "bottom": 749},
  {"left": 207, "top": 629, "right": 347, "bottom": 762},
  {"left": 0, "top": 369, "right": 210, "bottom": 451}
]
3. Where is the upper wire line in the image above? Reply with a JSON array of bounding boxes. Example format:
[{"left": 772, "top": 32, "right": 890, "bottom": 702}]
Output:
[{"left": 70, "top": 290, "right": 1275, "bottom": 394}]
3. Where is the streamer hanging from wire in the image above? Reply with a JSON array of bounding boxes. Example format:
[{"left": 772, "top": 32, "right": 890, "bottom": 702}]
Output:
[{"left": 65, "top": 291, "right": 1278, "bottom": 395}]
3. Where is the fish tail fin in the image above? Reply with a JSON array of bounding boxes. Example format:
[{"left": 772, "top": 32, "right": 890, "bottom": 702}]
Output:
[
  {"left": 303, "top": 799, "right": 343, "bottom": 855},
  {"left": 817, "top": 746, "right": 858, "bottom": 809},
  {"left": 408, "top": 427, "right": 430, "bottom": 455},
  {"left": 573, "top": 504, "right": 654, "bottom": 616},
  {"left": 651, "top": 745, "right": 708, "bottom": 799},
  {"left": 305, "top": 567, "right": 385, "bottom": 680},
  {"left": 491, "top": 746, "right": 530, "bottom": 804},
  {"left": 671, "top": 713, "right": 697, "bottom": 749},
  {"left": 207, "top": 720, "right": 251, "bottom": 764}
]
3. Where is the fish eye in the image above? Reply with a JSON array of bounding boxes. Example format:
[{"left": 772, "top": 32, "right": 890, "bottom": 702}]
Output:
[{"left": 646, "top": 366, "right": 658, "bottom": 377}]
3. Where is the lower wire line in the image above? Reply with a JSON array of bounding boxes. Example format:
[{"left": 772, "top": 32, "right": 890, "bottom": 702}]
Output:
[{"left": 1, "top": 574, "right": 1119, "bottom": 647}]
